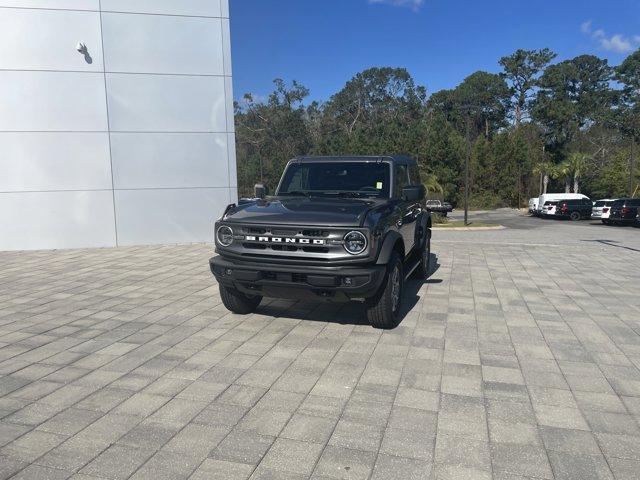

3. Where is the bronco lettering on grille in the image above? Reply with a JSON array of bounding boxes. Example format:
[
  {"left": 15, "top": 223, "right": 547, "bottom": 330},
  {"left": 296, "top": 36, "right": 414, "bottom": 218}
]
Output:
[{"left": 244, "top": 235, "right": 326, "bottom": 245}]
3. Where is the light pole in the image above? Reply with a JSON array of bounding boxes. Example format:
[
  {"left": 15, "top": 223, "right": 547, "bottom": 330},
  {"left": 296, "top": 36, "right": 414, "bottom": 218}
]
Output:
[
  {"left": 631, "top": 136, "right": 636, "bottom": 197},
  {"left": 464, "top": 115, "right": 473, "bottom": 226}
]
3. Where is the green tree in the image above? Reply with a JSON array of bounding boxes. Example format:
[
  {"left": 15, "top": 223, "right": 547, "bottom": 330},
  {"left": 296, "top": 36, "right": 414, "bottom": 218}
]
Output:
[
  {"left": 533, "top": 55, "right": 613, "bottom": 159},
  {"left": 235, "top": 79, "right": 312, "bottom": 196},
  {"left": 429, "top": 72, "right": 511, "bottom": 139},
  {"left": 421, "top": 171, "right": 444, "bottom": 197},
  {"left": 551, "top": 162, "right": 571, "bottom": 193},
  {"left": 615, "top": 49, "right": 640, "bottom": 195},
  {"left": 499, "top": 48, "right": 557, "bottom": 126},
  {"left": 565, "top": 152, "right": 590, "bottom": 193},
  {"left": 532, "top": 160, "right": 554, "bottom": 195},
  {"left": 315, "top": 67, "right": 426, "bottom": 156}
]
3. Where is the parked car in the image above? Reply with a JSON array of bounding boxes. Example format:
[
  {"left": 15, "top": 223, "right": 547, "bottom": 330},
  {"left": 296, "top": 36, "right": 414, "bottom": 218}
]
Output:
[
  {"left": 592, "top": 199, "right": 616, "bottom": 219},
  {"left": 555, "top": 198, "right": 593, "bottom": 220},
  {"left": 607, "top": 198, "right": 640, "bottom": 225},
  {"left": 528, "top": 197, "right": 539, "bottom": 215},
  {"left": 536, "top": 193, "right": 589, "bottom": 215},
  {"left": 211, "top": 155, "right": 432, "bottom": 329},
  {"left": 425, "top": 199, "right": 453, "bottom": 216},
  {"left": 542, "top": 201, "right": 558, "bottom": 217},
  {"left": 636, "top": 211, "right": 640, "bottom": 228}
]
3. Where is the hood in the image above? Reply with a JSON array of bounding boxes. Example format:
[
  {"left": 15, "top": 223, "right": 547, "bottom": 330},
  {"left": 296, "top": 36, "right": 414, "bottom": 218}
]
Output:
[{"left": 223, "top": 196, "right": 380, "bottom": 227}]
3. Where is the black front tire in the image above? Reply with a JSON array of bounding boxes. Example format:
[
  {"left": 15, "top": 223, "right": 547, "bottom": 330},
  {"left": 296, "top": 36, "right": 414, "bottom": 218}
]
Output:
[
  {"left": 570, "top": 211, "right": 581, "bottom": 221},
  {"left": 219, "top": 284, "right": 262, "bottom": 314},
  {"left": 365, "top": 253, "right": 403, "bottom": 329}
]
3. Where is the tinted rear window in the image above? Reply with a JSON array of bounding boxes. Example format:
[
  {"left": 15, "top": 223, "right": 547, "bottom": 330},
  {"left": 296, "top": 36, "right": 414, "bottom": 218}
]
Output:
[
  {"left": 594, "top": 201, "right": 605, "bottom": 207},
  {"left": 627, "top": 199, "right": 640, "bottom": 206}
]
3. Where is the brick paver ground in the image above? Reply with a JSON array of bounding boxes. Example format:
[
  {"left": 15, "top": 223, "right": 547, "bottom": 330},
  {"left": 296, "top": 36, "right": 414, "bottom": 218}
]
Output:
[{"left": 1, "top": 218, "right": 640, "bottom": 479}]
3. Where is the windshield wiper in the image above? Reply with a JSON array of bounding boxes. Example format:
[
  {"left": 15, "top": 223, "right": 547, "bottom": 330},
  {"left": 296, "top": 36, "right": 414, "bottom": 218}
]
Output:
[
  {"left": 280, "top": 190, "right": 310, "bottom": 197},
  {"left": 327, "top": 191, "right": 376, "bottom": 198}
]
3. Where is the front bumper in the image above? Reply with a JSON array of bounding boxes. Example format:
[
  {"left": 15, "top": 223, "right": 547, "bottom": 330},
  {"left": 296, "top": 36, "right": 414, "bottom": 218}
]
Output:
[{"left": 210, "top": 255, "right": 386, "bottom": 302}]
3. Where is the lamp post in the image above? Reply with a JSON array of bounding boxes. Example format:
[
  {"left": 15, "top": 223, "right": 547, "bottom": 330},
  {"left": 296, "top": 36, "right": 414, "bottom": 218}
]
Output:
[
  {"left": 631, "top": 136, "right": 636, "bottom": 197},
  {"left": 464, "top": 116, "right": 471, "bottom": 226}
]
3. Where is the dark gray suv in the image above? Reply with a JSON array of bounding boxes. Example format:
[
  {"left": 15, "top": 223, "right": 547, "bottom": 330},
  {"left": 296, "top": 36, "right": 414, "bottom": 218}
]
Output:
[{"left": 210, "top": 156, "right": 432, "bottom": 329}]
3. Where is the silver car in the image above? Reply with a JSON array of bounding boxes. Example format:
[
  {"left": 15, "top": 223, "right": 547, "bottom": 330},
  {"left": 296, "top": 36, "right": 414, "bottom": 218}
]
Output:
[{"left": 592, "top": 199, "right": 616, "bottom": 219}]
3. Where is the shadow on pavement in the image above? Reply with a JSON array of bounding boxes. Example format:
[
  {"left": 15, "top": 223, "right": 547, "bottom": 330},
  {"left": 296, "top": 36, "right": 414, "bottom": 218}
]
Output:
[
  {"left": 256, "top": 253, "right": 442, "bottom": 328},
  {"left": 582, "top": 239, "right": 640, "bottom": 253}
]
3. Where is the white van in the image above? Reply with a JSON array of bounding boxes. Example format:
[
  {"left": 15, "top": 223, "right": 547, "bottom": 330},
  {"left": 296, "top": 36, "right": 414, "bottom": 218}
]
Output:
[
  {"left": 536, "top": 193, "right": 589, "bottom": 215},
  {"left": 528, "top": 197, "right": 539, "bottom": 214}
]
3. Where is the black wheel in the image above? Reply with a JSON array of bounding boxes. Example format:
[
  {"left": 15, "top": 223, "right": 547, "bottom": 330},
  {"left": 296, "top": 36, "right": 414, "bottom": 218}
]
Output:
[
  {"left": 365, "top": 253, "right": 403, "bottom": 329},
  {"left": 415, "top": 229, "right": 431, "bottom": 279},
  {"left": 570, "top": 211, "right": 580, "bottom": 221},
  {"left": 602, "top": 219, "right": 610, "bottom": 225},
  {"left": 219, "top": 284, "right": 262, "bottom": 314}
]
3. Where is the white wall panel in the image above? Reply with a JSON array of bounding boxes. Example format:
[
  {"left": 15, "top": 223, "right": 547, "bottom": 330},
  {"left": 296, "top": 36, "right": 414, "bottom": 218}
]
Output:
[
  {"left": 102, "top": 13, "right": 222, "bottom": 75},
  {"left": 221, "top": 18, "right": 232, "bottom": 76},
  {"left": 111, "top": 133, "right": 228, "bottom": 189},
  {"left": 106, "top": 74, "right": 226, "bottom": 132},
  {"left": 114, "top": 188, "right": 229, "bottom": 245},
  {"left": 0, "top": 1, "right": 235, "bottom": 251},
  {"left": 100, "top": 0, "right": 221, "bottom": 17},
  {"left": 0, "top": 8, "right": 103, "bottom": 72},
  {"left": 0, "top": 132, "right": 111, "bottom": 192},
  {"left": 0, "top": 71, "right": 107, "bottom": 131},
  {"left": 224, "top": 76, "right": 235, "bottom": 132},
  {"left": 0, "top": 0, "right": 98, "bottom": 10},
  {"left": 0, "top": 191, "right": 116, "bottom": 250},
  {"left": 227, "top": 132, "right": 237, "bottom": 188}
]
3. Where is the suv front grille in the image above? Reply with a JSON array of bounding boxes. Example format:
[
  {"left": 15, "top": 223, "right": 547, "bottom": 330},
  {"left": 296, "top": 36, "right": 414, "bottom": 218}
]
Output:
[{"left": 222, "top": 224, "right": 369, "bottom": 261}]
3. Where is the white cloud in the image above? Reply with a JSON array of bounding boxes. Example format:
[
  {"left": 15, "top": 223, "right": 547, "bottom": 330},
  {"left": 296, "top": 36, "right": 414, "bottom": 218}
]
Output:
[
  {"left": 580, "top": 20, "right": 639, "bottom": 54},
  {"left": 600, "top": 34, "right": 633, "bottom": 53},
  {"left": 368, "top": 0, "right": 424, "bottom": 11}
]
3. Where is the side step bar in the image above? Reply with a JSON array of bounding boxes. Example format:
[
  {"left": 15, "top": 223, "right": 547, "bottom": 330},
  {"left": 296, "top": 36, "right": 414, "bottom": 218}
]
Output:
[{"left": 404, "top": 257, "right": 421, "bottom": 280}]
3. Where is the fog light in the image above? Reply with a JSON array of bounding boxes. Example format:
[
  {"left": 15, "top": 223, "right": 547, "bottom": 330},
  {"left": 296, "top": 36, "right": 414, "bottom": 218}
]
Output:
[
  {"left": 343, "top": 277, "right": 353, "bottom": 286},
  {"left": 225, "top": 269, "right": 233, "bottom": 276}
]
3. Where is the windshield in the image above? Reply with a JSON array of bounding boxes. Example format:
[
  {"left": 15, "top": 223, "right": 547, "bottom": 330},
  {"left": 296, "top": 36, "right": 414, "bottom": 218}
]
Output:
[{"left": 277, "top": 162, "right": 391, "bottom": 198}]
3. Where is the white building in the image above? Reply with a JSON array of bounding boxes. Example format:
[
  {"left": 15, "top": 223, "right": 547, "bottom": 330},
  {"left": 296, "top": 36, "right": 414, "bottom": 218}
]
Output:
[{"left": 0, "top": 0, "right": 236, "bottom": 250}]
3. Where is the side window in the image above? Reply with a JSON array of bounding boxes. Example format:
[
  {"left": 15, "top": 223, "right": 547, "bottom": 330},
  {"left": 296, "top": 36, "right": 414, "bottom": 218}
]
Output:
[
  {"left": 408, "top": 165, "right": 421, "bottom": 185},
  {"left": 394, "top": 165, "right": 409, "bottom": 198},
  {"left": 286, "top": 168, "right": 304, "bottom": 191}
]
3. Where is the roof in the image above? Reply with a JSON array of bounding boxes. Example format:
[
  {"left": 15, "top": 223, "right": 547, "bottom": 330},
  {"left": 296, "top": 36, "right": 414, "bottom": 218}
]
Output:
[{"left": 292, "top": 155, "right": 416, "bottom": 165}]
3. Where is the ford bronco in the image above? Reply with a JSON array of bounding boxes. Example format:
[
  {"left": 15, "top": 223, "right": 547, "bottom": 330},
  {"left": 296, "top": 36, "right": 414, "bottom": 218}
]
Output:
[{"left": 210, "top": 156, "right": 432, "bottom": 329}]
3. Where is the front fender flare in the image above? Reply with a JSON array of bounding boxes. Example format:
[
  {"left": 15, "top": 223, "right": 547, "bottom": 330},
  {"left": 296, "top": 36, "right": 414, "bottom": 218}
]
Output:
[{"left": 375, "top": 231, "right": 403, "bottom": 265}]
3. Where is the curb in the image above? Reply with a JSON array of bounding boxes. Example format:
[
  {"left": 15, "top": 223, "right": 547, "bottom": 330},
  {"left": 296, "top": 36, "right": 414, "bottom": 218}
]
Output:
[{"left": 432, "top": 225, "right": 506, "bottom": 231}]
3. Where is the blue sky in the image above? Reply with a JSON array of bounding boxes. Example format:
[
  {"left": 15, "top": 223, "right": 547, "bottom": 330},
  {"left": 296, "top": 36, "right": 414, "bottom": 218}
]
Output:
[{"left": 230, "top": 0, "right": 640, "bottom": 104}]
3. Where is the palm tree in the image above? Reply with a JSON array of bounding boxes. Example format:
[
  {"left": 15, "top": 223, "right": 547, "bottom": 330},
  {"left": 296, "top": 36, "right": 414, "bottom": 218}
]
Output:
[
  {"left": 551, "top": 162, "right": 571, "bottom": 193},
  {"left": 532, "top": 161, "right": 553, "bottom": 195},
  {"left": 566, "top": 152, "right": 590, "bottom": 193},
  {"left": 421, "top": 172, "right": 444, "bottom": 197}
]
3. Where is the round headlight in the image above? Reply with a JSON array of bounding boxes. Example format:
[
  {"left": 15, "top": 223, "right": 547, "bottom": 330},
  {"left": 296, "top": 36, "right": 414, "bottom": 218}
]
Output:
[
  {"left": 343, "top": 231, "right": 367, "bottom": 255},
  {"left": 216, "top": 225, "right": 234, "bottom": 247}
]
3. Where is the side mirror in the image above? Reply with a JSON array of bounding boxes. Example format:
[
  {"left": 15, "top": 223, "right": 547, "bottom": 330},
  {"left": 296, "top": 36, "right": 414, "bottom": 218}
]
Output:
[
  {"left": 254, "top": 183, "right": 269, "bottom": 199},
  {"left": 402, "top": 185, "right": 425, "bottom": 202}
]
